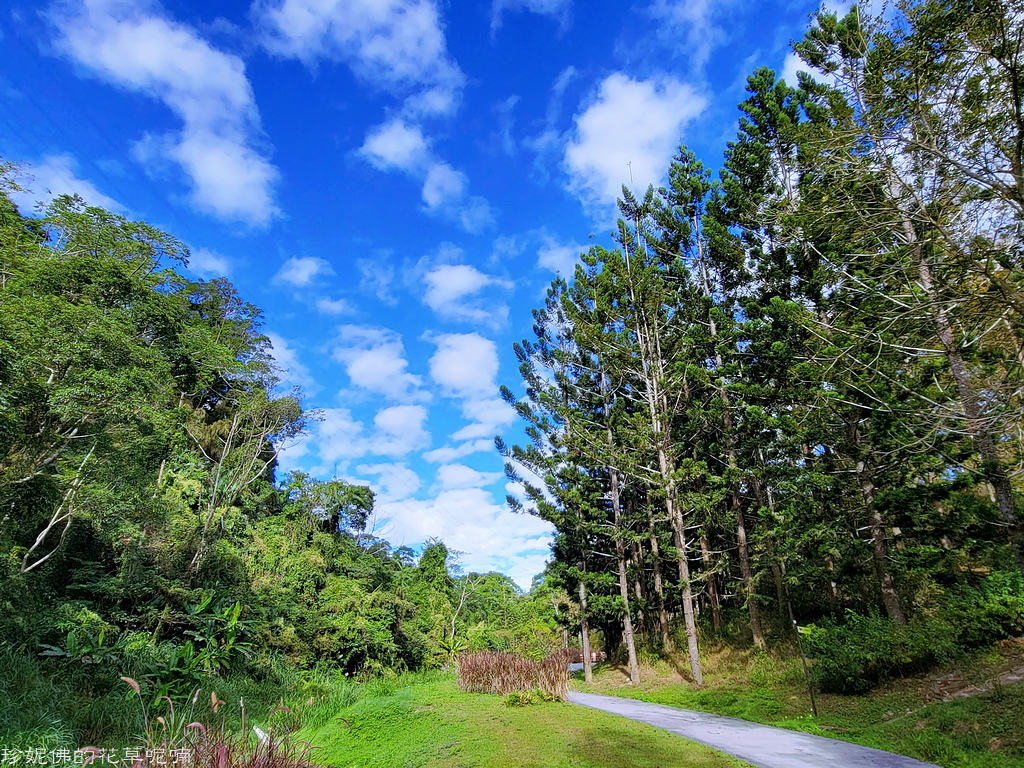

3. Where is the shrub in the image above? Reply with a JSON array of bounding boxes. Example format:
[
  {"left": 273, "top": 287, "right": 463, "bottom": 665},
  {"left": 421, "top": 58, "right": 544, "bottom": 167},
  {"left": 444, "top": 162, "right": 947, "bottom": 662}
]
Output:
[
  {"left": 805, "top": 573, "right": 1024, "bottom": 694},
  {"left": 456, "top": 650, "right": 568, "bottom": 700}
]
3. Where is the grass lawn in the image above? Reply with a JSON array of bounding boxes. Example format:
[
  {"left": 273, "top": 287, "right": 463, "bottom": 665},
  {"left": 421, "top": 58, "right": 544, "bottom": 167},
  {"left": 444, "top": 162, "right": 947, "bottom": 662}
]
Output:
[
  {"left": 299, "top": 673, "right": 748, "bottom": 768},
  {"left": 574, "top": 639, "right": 1024, "bottom": 768}
]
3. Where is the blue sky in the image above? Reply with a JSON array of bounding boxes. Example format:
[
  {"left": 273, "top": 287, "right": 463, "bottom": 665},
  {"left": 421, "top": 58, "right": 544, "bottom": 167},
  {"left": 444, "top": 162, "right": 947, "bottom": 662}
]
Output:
[{"left": 1, "top": 0, "right": 841, "bottom": 588}]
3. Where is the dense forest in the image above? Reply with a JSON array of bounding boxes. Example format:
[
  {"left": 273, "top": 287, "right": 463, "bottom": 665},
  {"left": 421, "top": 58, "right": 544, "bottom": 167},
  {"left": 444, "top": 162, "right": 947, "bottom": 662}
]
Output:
[
  {"left": 2, "top": 0, "right": 1024, "bottom": 754},
  {"left": 500, "top": 0, "right": 1024, "bottom": 693},
  {"left": 0, "top": 169, "right": 562, "bottom": 747}
]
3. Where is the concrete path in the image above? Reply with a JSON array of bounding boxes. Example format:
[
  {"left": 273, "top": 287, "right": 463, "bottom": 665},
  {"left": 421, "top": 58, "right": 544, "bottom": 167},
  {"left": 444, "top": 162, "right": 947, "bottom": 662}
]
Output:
[{"left": 569, "top": 692, "right": 940, "bottom": 768}]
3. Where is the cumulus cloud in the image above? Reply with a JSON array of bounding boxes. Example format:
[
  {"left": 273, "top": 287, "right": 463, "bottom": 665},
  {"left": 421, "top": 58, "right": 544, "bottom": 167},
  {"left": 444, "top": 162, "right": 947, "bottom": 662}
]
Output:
[
  {"left": 188, "top": 247, "right": 232, "bottom": 278},
  {"left": 289, "top": 404, "right": 429, "bottom": 474},
  {"left": 369, "top": 404, "right": 430, "bottom": 456},
  {"left": 266, "top": 331, "right": 317, "bottom": 393},
  {"left": 421, "top": 162, "right": 465, "bottom": 208},
  {"left": 332, "top": 325, "right": 428, "bottom": 402},
  {"left": 646, "top": 0, "right": 733, "bottom": 73},
  {"left": 450, "top": 397, "right": 514, "bottom": 440},
  {"left": 11, "top": 154, "right": 124, "bottom": 214},
  {"left": 428, "top": 333, "right": 499, "bottom": 398},
  {"left": 373, "top": 487, "right": 553, "bottom": 587},
  {"left": 491, "top": 0, "right": 571, "bottom": 32},
  {"left": 358, "top": 258, "right": 397, "bottom": 304},
  {"left": 359, "top": 119, "right": 429, "bottom": 172},
  {"left": 437, "top": 463, "right": 503, "bottom": 490},
  {"left": 313, "top": 407, "right": 367, "bottom": 467},
  {"left": 423, "top": 438, "right": 495, "bottom": 463},
  {"left": 255, "top": 0, "right": 464, "bottom": 114},
  {"left": 428, "top": 333, "right": 514, "bottom": 446},
  {"left": 355, "top": 462, "right": 421, "bottom": 501},
  {"left": 273, "top": 255, "right": 335, "bottom": 287},
  {"left": 315, "top": 297, "right": 352, "bottom": 315},
  {"left": 356, "top": 131, "right": 494, "bottom": 233},
  {"left": 536, "top": 233, "right": 585, "bottom": 275},
  {"left": 422, "top": 263, "right": 511, "bottom": 327},
  {"left": 52, "top": 0, "right": 278, "bottom": 225},
  {"left": 564, "top": 72, "right": 706, "bottom": 216}
]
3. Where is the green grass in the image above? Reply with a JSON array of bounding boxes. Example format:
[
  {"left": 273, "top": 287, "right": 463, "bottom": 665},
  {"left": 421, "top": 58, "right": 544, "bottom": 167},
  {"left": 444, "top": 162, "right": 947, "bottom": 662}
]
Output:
[
  {"left": 575, "top": 646, "right": 1024, "bottom": 768},
  {"left": 299, "top": 672, "right": 748, "bottom": 768}
]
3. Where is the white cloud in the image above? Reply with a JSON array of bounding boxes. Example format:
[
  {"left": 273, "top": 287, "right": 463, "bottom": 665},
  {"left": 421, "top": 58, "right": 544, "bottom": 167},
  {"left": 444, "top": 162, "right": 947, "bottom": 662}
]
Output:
[
  {"left": 292, "top": 404, "right": 428, "bottom": 472},
  {"left": 357, "top": 132, "right": 494, "bottom": 233},
  {"left": 359, "top": 119, "right": 429, "bottom": 172},
  {"left": 358, "top": 258, "right": 397, "bottom": 304},
  {"left": 422, "top": 264, "right": 511, "bottom": 327},
  {"left": 491, "top": 0, "right": 571, "bottom": 32},
  {"left": 428, "top": 333, "right": 499, "bottom": 398},
  {"left": 11, "top": 154, "right": 124, "bottom": 214},
  {"left": 647, "top": 0, "right": 728, "bottom": 73},
  {"left": 564, "top": 72, "right": 706, "bottom": 215},
  {"left": 315, "top": 297, "right": 352, "bottom": 315},
  {"left": 369, "top": 404, "right": 430, "bottom": 456},
  {"left": 314, "top": 407, "right": 367, "bottom": 466},
  {"left": 332, "top": 325, "right": 428, "bottom": 402},
  {"left": 373, "top": 487, "right": 553, "bottom": 587},
  {"left": 458, "top": 197, "right": 497, "bottom": 233},
  {"left": 450, "top": 397, "right": 515, "bottom": 440},
  {"left": 273, "top": 255, "right": 334, "bottom": 287},
  {"left": 53, "top": 0, "right": 278, "bottom": 225},
  {"left": 437, "top": 463, "right": 504, "bottom": 490},
  {"left": 428, "top": 333, "right": 513, "bottom": 442},
  {"left": 537, "top": 234, "right": 585, "bottom": 275},
  {"left": 188, "top": 247, "right": 231, "bottom": 278},
  {"left": 422, "top": 162, "right": 466, "bottom": 209},
  {"left": 356, "top": 462, "right": 421, "bottom": 501},
  {"left": 266, "top": 331, "right": 317, "bottom": 393},
  {"left": 256, "top": 0, "right": 464, "bottom": 113},
  {"left": 423, "top": 438, "right": 495, "bottom": 463}
]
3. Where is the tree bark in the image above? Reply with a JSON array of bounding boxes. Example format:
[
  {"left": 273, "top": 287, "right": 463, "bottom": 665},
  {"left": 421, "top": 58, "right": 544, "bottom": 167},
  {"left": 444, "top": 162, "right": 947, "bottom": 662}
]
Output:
[
  {"left": 600, "top": 367, "right": 640, "bottom": 684},
  {"left": 908, "top": 229, "right": 1024, "bottom": 578},
  {"left": 648, "top": 511, "right": 673, "bottom": 651},
  {"left": 579, "top": 576, "right": 593, "bottom": 684},
  {"left": 857, "top": 460, "right": 906, "bottom": 624},
  {"left": 699, "top": 535, "right": 723, "bottom": 634}
]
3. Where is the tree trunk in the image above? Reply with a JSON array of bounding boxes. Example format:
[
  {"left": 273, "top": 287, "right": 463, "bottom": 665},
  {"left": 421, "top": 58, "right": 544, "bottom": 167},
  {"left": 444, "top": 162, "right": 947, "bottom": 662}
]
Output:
[
  {"left": 599, "top": 366, "right": 639, "bottom": 684},
  {"left": 698, "top": 252, "right": 764, "bottom": 648},
  {"left": 732, "top": 486, "right": 765, "bottom": 648},
  {"left": 632, "top": 539, "right": 646, "bottom": 640},
  {"left": 908, "top": 229, "right": 1024, "bottom": 578},
  {"left": 648, "top": 512, "right": 672, "bottom": 651},
  {"left": 671, "top": 505, "right": 704, "bottom": 684},
  {"left": 579, "top": 577, "right": 593, "bottom": 684},
  {"left": 857, "top": 460, "right": 906, "bottom": 624},
  {"left": 699, "top": 535, "right": 723, "bottom": 634}
]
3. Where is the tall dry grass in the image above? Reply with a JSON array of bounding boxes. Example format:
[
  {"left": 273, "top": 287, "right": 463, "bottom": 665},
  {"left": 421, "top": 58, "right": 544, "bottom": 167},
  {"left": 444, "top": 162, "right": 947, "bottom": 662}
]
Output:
[{"left": 456, "top": 651, "right": 568, "bottom": 700}]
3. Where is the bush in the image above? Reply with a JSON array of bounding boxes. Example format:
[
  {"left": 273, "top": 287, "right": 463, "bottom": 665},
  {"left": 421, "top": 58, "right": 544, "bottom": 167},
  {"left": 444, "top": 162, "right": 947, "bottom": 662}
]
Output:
[
  {"left": 456, "top": 651, "right": 568, "bottom": 700},
  {"left": 805, "top": 572, "right": 1024, "bottom": 694}
]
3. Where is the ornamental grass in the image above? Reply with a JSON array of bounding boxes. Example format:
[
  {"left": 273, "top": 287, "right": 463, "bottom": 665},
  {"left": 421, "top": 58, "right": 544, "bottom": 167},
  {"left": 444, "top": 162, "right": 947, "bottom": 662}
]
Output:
[{"left": 456, "top": 651, "right": 569, "bottom": 700}]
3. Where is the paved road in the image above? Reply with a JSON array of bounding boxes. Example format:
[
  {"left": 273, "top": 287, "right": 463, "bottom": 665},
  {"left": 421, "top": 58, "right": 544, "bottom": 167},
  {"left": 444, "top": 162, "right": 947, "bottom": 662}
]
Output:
[{"left": 569, "top": 692, "right": 940, "bottom": 768}]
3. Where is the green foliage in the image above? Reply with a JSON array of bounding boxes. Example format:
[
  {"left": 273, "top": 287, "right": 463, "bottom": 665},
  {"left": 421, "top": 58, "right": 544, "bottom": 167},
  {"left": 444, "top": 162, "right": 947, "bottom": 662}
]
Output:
[{"left": 806, "top": 572, "right": 1024, "bottom": 693}]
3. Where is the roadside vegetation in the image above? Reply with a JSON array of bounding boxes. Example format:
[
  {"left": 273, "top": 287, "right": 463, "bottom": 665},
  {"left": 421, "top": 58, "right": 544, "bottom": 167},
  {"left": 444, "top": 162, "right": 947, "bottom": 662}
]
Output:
[
  {"left": 297, "top": 672, "right": 746, "bottom": 768},
  {"left": 577, "top": 638, "right": 1024, "bottom": 768}
]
